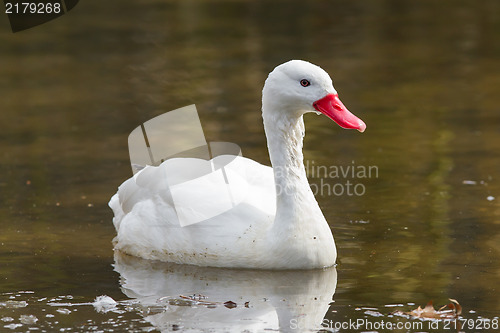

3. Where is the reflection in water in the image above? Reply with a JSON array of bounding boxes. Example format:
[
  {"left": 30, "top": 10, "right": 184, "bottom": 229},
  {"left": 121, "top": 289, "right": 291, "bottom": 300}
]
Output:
[{"left": 114, "top": 252, "right": 337, "bottom": 332}]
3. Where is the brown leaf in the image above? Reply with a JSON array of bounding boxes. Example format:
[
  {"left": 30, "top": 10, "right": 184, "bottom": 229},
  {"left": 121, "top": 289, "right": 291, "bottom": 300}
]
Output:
[
  {"left": 395, "top": 299, "right": 461, "bottom": 320},
  {"left": 224, "top": 301, "right": 237, "bottom": 309},
  {"left": 440, "top": 298, "right": 462, "bottom": 316}
]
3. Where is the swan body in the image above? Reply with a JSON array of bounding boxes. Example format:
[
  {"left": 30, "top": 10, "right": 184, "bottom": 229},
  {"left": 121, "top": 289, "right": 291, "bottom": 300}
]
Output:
[{"left": 109, "top": 60, "right": 366, "bottom": 269}]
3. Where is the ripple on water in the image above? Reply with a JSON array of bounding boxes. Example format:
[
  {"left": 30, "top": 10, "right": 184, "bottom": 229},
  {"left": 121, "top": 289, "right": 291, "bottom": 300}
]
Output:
[{"left": 1, "top": 291, "right": 499, "bottom": 332}]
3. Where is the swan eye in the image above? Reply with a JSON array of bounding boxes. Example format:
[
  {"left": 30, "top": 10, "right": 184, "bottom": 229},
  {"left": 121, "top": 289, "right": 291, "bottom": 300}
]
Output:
[{"left": 300, "top": 79, "right": 311, "bottom": 87}]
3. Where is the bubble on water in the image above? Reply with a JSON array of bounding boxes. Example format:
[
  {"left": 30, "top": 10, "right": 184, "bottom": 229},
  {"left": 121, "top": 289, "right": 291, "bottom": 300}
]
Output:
[
  {"left": 1, "top": 317, "right": 14, "bottom": 322},
  {"left": 1, "top": 300, "right": 28, "bottom": 308},
  {"left": 364, "top": 310, "right": 384, "bottom": 317},
  {"left": 19, "top": 314, "right": 38, "bottom": 325},
  {"left": 486, "top": 196, "right": 495, "bottom": 201},
  {"left": 56, "top": 308, "right": 71, "bottom": 315},
  {"left": 3, "top": 323, "right": 22, "bottom": 330}
]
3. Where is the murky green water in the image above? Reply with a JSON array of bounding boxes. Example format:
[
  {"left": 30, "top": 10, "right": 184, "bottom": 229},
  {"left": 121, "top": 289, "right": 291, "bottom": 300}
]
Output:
[{"left": 0, "top": 0, "right": 499, "bottom": 332}]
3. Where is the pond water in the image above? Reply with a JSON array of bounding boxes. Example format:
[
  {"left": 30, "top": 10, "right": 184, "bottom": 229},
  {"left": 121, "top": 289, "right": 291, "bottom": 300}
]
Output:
[{"left": 0, "top": 0, "right": 499, "bottom": 332}]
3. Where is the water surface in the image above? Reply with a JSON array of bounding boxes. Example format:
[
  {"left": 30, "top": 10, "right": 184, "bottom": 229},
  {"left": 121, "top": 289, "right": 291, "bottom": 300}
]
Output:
[{"left": 0, "top": 0, "right": 499, "bottom": 331}]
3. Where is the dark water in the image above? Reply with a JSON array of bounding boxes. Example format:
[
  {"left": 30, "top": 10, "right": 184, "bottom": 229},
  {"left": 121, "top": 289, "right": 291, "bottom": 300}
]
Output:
[{"left": 0, "top": 0, "right": 499, "bottom": 332}]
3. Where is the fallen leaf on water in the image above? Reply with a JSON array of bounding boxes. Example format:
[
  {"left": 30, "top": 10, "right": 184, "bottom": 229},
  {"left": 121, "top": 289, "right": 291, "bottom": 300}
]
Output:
[
  {"left": 224, "top": 301, "right": 237, "bottom": 309},
  {"left": 394, "top": 299, "right": 461, "bottom": 320}
]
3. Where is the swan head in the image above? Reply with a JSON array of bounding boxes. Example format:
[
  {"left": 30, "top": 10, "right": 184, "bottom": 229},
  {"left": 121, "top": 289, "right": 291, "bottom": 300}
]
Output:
[{"left": 262, "top": 60, "right": 366, "bottom": 132}]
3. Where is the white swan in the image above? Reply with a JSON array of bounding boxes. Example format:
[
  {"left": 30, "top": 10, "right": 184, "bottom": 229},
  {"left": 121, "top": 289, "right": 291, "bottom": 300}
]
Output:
[{"left": 109, "top": 60, "right": 366, "bottom": 269}]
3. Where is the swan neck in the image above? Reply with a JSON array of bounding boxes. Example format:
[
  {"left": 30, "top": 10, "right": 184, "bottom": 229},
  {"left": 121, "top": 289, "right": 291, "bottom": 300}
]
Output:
[
  {"left": 262, "top": 108, "right": 320, "bottom": 225},
  {"left": 263, "top": 114, "right": 307, "bottom": 183}
]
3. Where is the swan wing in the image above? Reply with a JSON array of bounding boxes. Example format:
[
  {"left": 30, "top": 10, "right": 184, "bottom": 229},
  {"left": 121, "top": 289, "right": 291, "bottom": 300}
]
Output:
[{"left": 109, "top": 156, "right": 276, "bottom": 263}]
